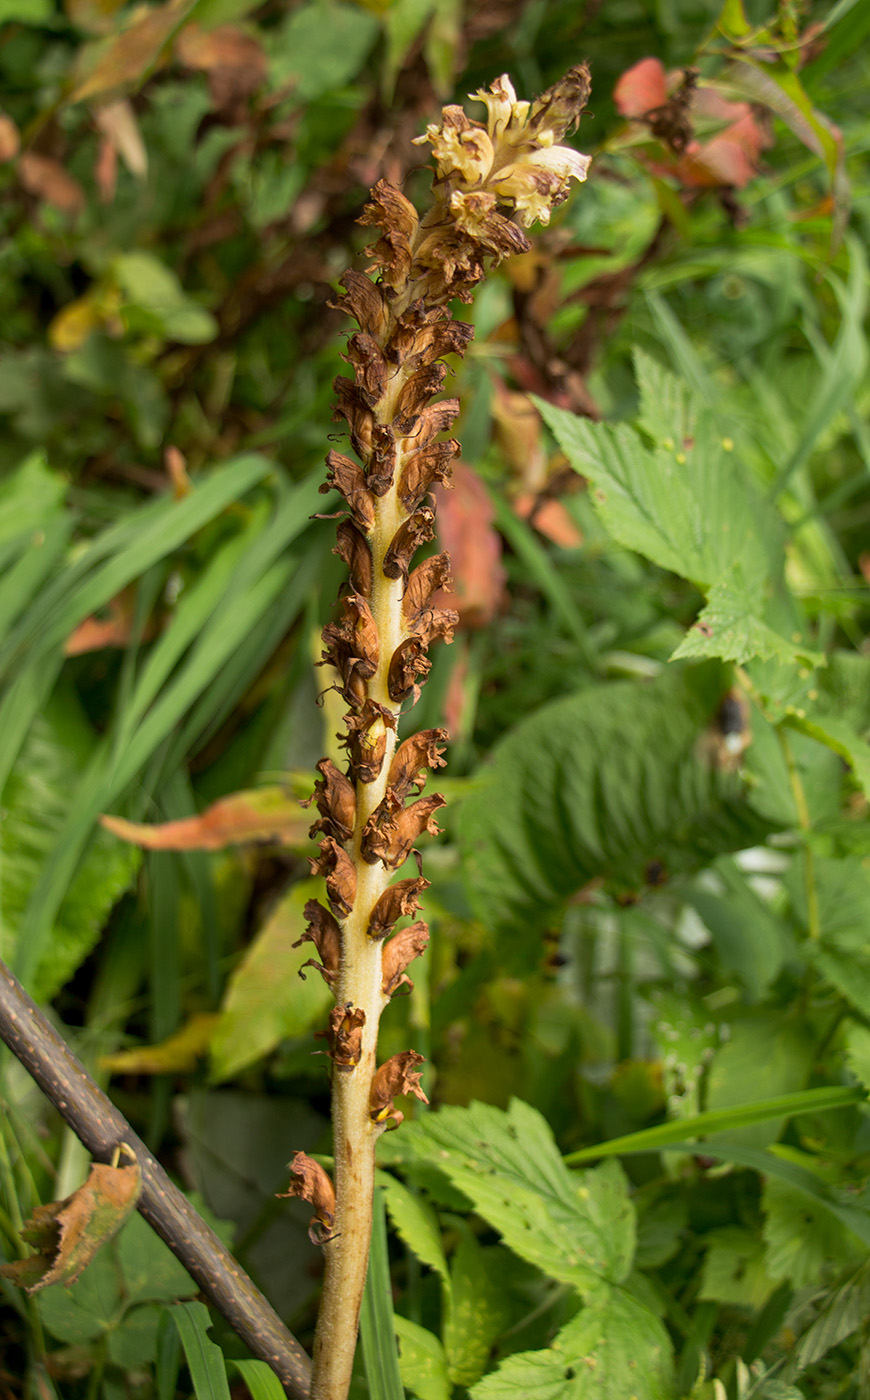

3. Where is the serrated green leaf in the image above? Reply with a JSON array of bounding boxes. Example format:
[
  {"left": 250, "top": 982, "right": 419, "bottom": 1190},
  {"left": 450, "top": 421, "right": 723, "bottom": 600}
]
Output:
[
  {"left": 382, "top": 1175, "right": 449, "bottom": 1287},
  {"left": 458, "top": 664, "right": 772, "bottom": 936},
  {"left": 394, "top": 1317, "right": 449, "bottom": 1400},
  {"left": 671, "top": 562, "right": 823, "bottom": 668},
  {"left": 472, "top": 1286, "right": 672, "bottom": 1400},
  {"left": 700, "top": 1229, "right": 775, "bottom": 1309},
  {"left": 445, "top": 1230, "right": 512, "bottom": 1388},
  {"left": 763, "top": 1172, "right": 860, "bottom": 1288},
  {"left": 391, "top": 1100, "right": 634, "bottom": 1294},
  {"left": 782, "top": 710, "right": 870, "bottom": 799},
  {"left": 705, "top": 1015, "right": 813, "bottom": 1150},
  {"left": 785, "top": 1263, "right": 870, "bottom": 1378}
]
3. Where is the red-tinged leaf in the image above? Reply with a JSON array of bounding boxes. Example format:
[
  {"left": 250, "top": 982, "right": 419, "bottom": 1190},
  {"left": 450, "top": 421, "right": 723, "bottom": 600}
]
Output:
[
  {"left": 514, "top": 495, "right": 583, "bottom": 549},
  {"left": 64, "top": 591, "right": 152, "bottom": 654},
  {"left": 613, "top": 57, "right": 668, "bottom": 119},
  {"left": 0, "top": 114, "right": 20, "bottom": 163},
  {"left": 101, "top": 787, "right": 310, "bottom": 851},
  {"left": 0, "top": 1160, "right": 141, "bottom": 1294},
  {"left": 175, "top": 22, "right": 266, "bottom": 86},
  {"left": 434, "top": 463, "right": 506, "bottom": 628},
  {"left": 69, "top": 0, "right": 197, "bottom": 103},
  {"left": 18, "top": 154, "right": 86, "bottom": 215}
]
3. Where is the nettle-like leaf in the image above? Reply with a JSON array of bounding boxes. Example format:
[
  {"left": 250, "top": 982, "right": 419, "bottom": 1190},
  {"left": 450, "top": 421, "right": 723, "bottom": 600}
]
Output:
[
  {"left": 471, "top": 1285, "right": 673, "bottom": 1400},
  {"left": 458, "top": 662, "right": 772, "bottom": 936},
  {"left": 379, "top": 1099, "right": 635, "bottom": 1294},
  {"left": 444, "top": 1230, "right": 513, "bottom": 1389},
  {"left": 534, "top": 351, "right": 816, "bottom": 670}
]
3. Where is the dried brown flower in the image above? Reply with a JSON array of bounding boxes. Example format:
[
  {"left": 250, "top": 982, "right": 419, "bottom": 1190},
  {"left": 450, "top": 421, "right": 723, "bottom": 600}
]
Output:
[
  {"left": 279, "top": 1153, "right": 336, "bottom": 1246},
  {"left": 382, "top": 921, "right": 430, "bottom": 997},
  {"left": 367, "top": 877, "right": 430, "bottom": 939},
  {"left": 294, "top": 899, "right": 342, "bottom": 989},
  {"left": 370, "top": 1051, "right": 429, "bottom": 1127}
]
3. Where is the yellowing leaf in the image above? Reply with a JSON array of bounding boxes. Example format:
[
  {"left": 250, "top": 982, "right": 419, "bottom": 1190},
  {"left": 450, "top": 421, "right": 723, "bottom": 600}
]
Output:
[
  {"left": 49, "top": 297, "right": 103, "bottom": 352},
  {"left": 0, "top": 1160, "right": 141, "bottom": 1293},
  {"left": 100, "top": 1013, "right": 219, "bottom": 1074}
]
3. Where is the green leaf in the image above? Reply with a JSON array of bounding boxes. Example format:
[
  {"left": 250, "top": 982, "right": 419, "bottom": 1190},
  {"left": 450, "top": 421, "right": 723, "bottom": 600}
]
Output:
[
  {"left": 361, "top": 1189, "right": 405, "bottom": 1400},
  {"left": 785, "top": 1263, "right": 870, "bottom": 1378},
  {"left": 232, "top": 1359, "right": 291, "bottom": 1400},
  {"left": 844, "top": 1022, "right": 870, "bottom": 1092},
  {"left": 700, "top": 1229, "right": 775, "bottom": 1309},
  {"left": 170, "top": 1301, "right": 232, "bottom": 1400},
  {"left": 36, "top": 1244, "right": 122, "bottom": 1344},
  {"left": 782, "top": 710, "right": 870, "bottom": 800},
  {"left": 389, "top": 1099, "right": 635, "bottom": 1294},
  {"left": 382, "top": 1175, "right": 449, "bottom": 1287},
  {"left": 0, "top": 688, "right": 141, "bottom": 1001},
  {"left": 114, "top": 252, "right": 217, "bottom": 346},
  {"left": 116, "top": 1212, "right": 198, "bottom": 1305},
  {"left": 444, "top": 1230, "right": 512, "bottom": 1388},
  {"left": 0, "top": 452, "right": 66, "bottom": 548},
  {"left": 268, "top": 0, "right": 379, "bottom": 99},
  {"left": 704, "top": 1015, "right": 813, "bottom": 1150},
  {"left": 472, "top": 1286, "right": 673, "bottom": 1400},
  {"left": 458, "top": 663, "right": 772, "bottom": 936},
  {"left": 671, "top": 562, "right": 823, "bottom": 668},
  {"left": 393, "top": 1316, "right": 450, "bottom": 1400},
  {"left": 536, "top": 379, "right": 778, "bottom": 590},
  {"left": 763, "top": 1171, "right": 860, "bottom": 1288},
  {"left": 209, "top": 880, "right": 332, "bottom": 1080}
]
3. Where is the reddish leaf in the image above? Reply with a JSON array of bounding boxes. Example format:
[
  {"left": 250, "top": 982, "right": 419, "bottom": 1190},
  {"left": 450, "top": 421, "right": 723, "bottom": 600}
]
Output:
[
  {"left": 0, "top": 114, "right": 20, "bottom": 163},
  {"left": 70, "top": 0, "right": 196, "bottom": 103},
  {"left": 101, "top": 787, "right": 310, "bottom": 851},
  {"left": 434, "top": 463, "right": 506, "bottom": 628},
  {"left": 0, "top": 1160, "right": 141, "bottom": 1293},
  {"left": 18, "top": 154, "right": 86, "bottom": 215},
  {"left": 613, "top": 57, "right": 668, "bottom": 119}
]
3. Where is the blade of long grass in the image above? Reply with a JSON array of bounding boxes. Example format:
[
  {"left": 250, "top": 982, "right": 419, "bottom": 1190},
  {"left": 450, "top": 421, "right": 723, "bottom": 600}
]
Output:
[
  {"left": 232, "top": 1359, "right": 287, "bottom": 1400},
  {"left": 360, "top": 1186, "right": 404, "bottom": 1400},
  {"left": 170, "top": 1301, "right": 232, "bottom": 1400},
  {"left": 564, "top": 1085, "right": 864, "bottom": 1163},
  {"left": 0, "top": 516, "right": 71, "bottom": 644}
]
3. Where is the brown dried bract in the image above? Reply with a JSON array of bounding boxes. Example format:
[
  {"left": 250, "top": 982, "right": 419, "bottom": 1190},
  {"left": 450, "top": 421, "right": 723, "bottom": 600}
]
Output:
[
  {"left": 382, "top": 921, "right": 430, "bottom": 997},
  {"left": 304, "top": 759, "right": 356, "bottom": 843},
  {"left": 321, "top": 593, "right": 379, "bottom": 706},
  {"left": 322, "top": 450, "right": 375, "bottom": 533},
  {"left": 361, "top": 792, "right": 446, "bottom": 869},
  {"left": 333, "top": 268, "right": 390, "bottom": 340},
  {"left": 370, "top": 1051, "right": 429, "bottom": 1127},
  {"left": 343, "top": 699, "right": 396, "bottom": 783},
  {"left": 294, "top": 899, "right": 342, "bottom": 989},
  {"left": 309, "top": 837, "right": 357, "bottom": 917},
  {"left": 395, "top": 398, "right": 461, "bottom": 449},
  {"left": 358, "top": 180, "right": 419, "bottom": 289},
  {"left": 386, "top": 730, "right": 448, "bottom": 802},
  {"left": 317, "top": 1003, "right": 366, "bottom": 1069},
  {"left": 388, "top": 636, "right": 432, "bottom": 704},
  {"left": 398, "top": 440, "right": 460, "bottom": 513},
  {"left": 383, "top": 508, "right": 435, "bottom": 584},
  {"left": 334, "top": 520, "right": 373, "bottom": 597},
  {"left": 278, "top": 1152, "right": 336, "bottom": 1246},
  {"left": 333, "top": 376, "right": 375, "bottom": 461},
  {"left": 367, "top": 877, "right": 430, "bottom": 938}
]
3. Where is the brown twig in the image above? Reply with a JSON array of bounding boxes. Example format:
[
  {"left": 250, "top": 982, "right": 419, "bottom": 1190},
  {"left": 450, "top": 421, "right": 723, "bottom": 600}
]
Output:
[{"left": 0, "top": 957, "right": 311, "bottom": 1400}]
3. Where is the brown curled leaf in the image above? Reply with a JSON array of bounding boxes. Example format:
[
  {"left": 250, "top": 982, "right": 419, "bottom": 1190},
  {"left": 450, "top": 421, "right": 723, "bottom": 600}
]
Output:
[
  {"left": 388, "top": 636, "right": 432, "bottom": 705},
  {"left": 361, "top": 791, "right": 446, "bottom": 869},
  {"left": 0, "top": 1158, "right": 141, "bottom": 1293},
  {"left": 345, "top": 331, "right": 388, "bottom": 404},
  {"left": 386, "top": 730, "right": 448, "bottom": 802},
  {"left": 333, "top": 375, "right": 375, "bottom": 459},
  {"left": 383, "top": 508, "right": 435, "bottom": 584},
  {"left": 315, "top": 1002, "right": 366, "bottom": 1068},
  {"left": 388, "top": 316, "right": 474, "bottom": 374},
  {"left": 322, "top": 450, "right": 375, "bottom": 533},
  {"left": 382, "top": 921, "right": 430, "bottom": 997},
  {"left": 321, "top": 593, "right": 379, "bottom": 706},
  {"left": 394, "top": 397, "right": 461, "bottom": 448},
  {"left": 394, "top": 363, "right": 448, "bottom": 420},
  {"left": 398, "top": 439, "right": 460, "bottom": 513},
  {"left": 334, "top": 520, "right": 373, "bottom": 597},
  {"left": 278, "top": 1152, "right": 336, "bottom": 1246},
  {"left": 367, "top": 876, "right": 430, "bottom": 938},
  {"left": 309, "top": 837, "right": 357, "bottom": 917},
  {"left": 404, "top": 553, "right": 452, "bottom": 622},
  {"left": 304, "top": 759, "right": 356, "bottom": 843},
  {"left": 359, "top": 180, "right": 419, "bottom": 288},
  {"left": 333, "top": 268, "right": 391, "bottom": 340},
  {"left": 293, "top": 899, "right": 342, "bottom": 988},
  {"left": 370, "top": 1050, "right": 429, "bottom": 1127}
]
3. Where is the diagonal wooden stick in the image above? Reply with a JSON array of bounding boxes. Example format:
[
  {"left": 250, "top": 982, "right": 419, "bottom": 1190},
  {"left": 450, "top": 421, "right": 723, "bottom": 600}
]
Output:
[{"left": 0, "top": 957, "right": 312, "bottom": 1400}]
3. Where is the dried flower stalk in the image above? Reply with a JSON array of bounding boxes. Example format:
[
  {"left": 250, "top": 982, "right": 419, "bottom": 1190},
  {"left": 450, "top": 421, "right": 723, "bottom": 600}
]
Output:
[{"left": 285, "top": 65, "right": 591, "bottom": 1400}]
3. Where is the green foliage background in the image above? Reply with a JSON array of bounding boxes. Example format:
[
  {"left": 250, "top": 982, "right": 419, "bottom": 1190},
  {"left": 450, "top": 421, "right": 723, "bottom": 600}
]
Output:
[{"left": 1, "top": 0, "right": 870, "bottom": 1397}]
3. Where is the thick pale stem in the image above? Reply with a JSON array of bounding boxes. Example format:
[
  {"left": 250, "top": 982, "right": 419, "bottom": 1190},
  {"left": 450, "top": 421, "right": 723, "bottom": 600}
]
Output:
[{"left": 310, "top": 405, "right": 412, "bottom": 1400}]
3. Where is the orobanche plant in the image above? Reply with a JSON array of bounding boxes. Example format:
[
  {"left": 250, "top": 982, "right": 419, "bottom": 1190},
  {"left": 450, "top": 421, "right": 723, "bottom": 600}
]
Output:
[{"left": 281, "top": 65, "right": 592, "bottom": 1400}]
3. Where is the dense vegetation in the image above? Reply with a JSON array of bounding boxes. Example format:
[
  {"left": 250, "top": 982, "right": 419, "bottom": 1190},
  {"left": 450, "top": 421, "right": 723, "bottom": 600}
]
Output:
[{"left": 1, "top": 0, "right": 870, "bottom": 1397}]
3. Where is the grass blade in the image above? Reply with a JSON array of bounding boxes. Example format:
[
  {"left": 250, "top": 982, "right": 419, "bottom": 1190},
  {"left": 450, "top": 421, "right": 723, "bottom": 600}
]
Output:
[
  {"left": 170, "top": 1300, "right": 232, "bottom": 1400},
  {"left": 360, "top": 1186, "right": 404, "bottom": 1400},
  {"left": 232, "top": 1359, "right": 287, "bottom": 1400}
]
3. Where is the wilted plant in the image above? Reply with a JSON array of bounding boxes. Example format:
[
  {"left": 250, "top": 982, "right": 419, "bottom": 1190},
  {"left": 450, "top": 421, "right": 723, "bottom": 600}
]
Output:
[{"left": 283, "top": 64, "right": 592, "bottom": 1400}]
